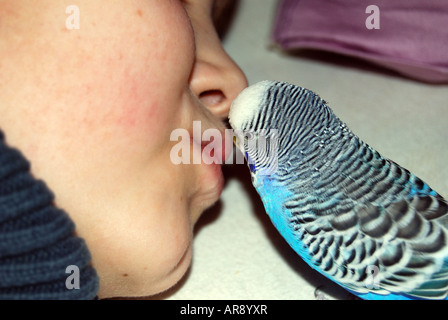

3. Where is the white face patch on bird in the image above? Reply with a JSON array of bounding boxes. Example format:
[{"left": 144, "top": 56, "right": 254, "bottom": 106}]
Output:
[{"left": 228, "top": 80, "right": 274, "bottom": 132}]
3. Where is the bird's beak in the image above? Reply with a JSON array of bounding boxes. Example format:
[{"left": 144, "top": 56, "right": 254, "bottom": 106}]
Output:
[
  {"left": 233, "top": 135, "right": 239, "bottom": 146},
  {"left": 232, "top": 134, "right": 245, "bottom": 153}
]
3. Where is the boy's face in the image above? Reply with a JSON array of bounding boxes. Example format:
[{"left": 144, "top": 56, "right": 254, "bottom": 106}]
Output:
[{"left": 0, "top": 0, "right": 247, "bottom": 298}]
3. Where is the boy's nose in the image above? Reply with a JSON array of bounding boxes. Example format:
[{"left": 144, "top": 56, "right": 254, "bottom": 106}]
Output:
[{"left": 189, "top": 47, "right": 248, "bottom": 120}]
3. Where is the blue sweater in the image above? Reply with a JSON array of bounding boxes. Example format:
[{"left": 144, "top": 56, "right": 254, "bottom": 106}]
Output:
[{"left": 0, "top": 130, "right": 99, "bottom": 299}]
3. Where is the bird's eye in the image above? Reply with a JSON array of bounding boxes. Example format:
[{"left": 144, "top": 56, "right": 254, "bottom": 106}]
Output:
[{"left": 243, "top": 131, "right": 255, "bottom": 142}]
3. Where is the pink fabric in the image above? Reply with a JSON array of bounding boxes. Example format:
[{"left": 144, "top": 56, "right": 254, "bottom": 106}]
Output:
[{"left": 273, "top": 0, "right": 448, "bottom": 83}]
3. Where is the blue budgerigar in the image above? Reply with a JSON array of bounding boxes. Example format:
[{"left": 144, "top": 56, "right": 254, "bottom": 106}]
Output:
[{"left": 229, "top": 80, "right": 448, "bottom": 300}]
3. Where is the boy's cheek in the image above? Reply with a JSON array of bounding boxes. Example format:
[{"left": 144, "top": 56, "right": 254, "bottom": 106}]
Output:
[
  {"left": 1, "top": 0, "right": 195, "bottom": 150},
  {"left": 46, "top": 63, "right": 175, "bottom": 153}
]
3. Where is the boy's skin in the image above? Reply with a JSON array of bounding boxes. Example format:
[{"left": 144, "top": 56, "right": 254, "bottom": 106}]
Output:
[{"left": 0, "top": 0, "right": 248, "bottom": 298}]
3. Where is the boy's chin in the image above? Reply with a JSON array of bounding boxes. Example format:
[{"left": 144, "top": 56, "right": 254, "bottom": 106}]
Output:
[{"left": 100, "top": 242, "right": 193, "bottom": 300}]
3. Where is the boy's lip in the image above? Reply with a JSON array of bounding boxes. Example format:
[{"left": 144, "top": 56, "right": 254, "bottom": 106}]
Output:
[
  {"left": 200, "top": 140, "right": 229, "bottom": 165},
  {"left": 190, "top": 139, "right": 226, "bottom": 218},
  {"left": 187, "top": 125, "right": 231, "bottom": 207},
  {"left": 191, "top": 127, "right": 233, "bottom": 165}
]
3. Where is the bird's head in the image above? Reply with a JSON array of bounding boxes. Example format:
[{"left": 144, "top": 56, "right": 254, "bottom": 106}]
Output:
[{"left": 229, "top": 81, "right": 280, "bottom": 177}]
